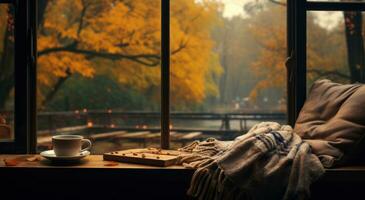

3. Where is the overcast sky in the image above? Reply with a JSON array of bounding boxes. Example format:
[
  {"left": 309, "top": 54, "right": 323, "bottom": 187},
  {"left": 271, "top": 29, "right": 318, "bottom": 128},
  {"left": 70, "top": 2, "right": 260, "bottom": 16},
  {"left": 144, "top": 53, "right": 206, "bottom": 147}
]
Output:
[
  {"left": 220, "top": 0, "right": 248, "bottom": 18},
  {"left": 220, "top": 0, "right": 343, "bottom": 29}
]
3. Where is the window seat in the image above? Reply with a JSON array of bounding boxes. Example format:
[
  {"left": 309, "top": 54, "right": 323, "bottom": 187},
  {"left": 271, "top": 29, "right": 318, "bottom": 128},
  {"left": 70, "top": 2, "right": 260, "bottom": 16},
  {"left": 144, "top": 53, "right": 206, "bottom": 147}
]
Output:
[{"left": 0, "top": 155, "right": 364, "bottom": 199}]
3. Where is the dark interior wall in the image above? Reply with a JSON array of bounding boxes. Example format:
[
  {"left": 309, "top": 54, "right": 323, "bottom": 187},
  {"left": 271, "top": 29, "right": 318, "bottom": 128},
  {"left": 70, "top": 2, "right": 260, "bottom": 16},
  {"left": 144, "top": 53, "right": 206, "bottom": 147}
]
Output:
[
  {"left": 2, "top": 167, "right": 365, "bottom": 200},
  {"left": 2, "top": 168, "right": 193, "bottom": 200}
]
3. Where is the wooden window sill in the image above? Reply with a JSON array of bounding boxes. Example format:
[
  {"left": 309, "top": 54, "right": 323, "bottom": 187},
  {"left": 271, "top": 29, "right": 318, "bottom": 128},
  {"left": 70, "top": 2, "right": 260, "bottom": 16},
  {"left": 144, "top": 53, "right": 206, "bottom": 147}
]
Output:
[
  {"left": 0, "top": 154, "right": 189, "bottom": 170},
  {"left": 2, "top": 154, "right": 365, "bottom": 183},
  {"left": 1, "top": 155, "right": 365, "bottom": 175},
  {"left": 2, "top": 155, "right": 365, "bottom": 199}
]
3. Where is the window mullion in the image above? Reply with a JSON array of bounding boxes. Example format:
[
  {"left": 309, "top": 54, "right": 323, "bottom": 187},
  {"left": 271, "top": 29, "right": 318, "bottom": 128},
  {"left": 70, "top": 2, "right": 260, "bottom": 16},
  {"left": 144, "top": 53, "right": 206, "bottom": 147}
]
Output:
[
  {"left": 13, "top": 0, "right": 28, "bottom": 153},
  {"left": 28, "top": 0, "right": 37, "bottom": 153},
  {"left": 287, "top": 0, "right": 307, "bottom": 125},
  {"left": 295, "top": 1, "right": 307, "bottom": 123},
  {"left": 161, "top": 0, "right": 170, "bottom": 149},
  {"left": 287, "top": 0, "right": 295, "bottom": 126}
]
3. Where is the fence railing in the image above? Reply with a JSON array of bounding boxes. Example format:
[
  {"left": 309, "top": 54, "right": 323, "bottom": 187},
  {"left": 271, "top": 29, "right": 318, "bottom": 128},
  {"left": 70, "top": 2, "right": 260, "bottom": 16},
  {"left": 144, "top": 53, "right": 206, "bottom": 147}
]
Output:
[
  {"left": 2, "top": 110, "right": 286, "bottom": 133},
  {"left": 36, "top": 111, "right": 286, "bottom": 134}
]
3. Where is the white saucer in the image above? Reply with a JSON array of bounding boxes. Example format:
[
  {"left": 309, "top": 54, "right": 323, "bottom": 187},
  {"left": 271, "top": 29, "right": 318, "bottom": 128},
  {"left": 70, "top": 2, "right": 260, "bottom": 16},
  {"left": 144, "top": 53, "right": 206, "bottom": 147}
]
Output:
[{"left": 40, "top": 150, "right": 90, "bottom": 161}]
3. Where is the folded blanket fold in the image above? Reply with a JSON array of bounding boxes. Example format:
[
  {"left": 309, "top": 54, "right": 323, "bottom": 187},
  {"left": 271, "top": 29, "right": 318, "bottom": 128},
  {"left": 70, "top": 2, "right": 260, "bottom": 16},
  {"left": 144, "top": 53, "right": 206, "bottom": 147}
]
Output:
[{"left": 177, "top": 122, "right": 325, "bottom": 200}]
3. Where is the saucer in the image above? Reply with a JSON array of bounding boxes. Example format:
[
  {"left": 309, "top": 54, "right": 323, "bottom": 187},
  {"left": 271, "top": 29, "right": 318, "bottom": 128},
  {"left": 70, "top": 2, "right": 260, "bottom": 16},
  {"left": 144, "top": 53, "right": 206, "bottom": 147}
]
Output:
[{"left": 40, "top": 150, "right": 90, "bottom": 161}]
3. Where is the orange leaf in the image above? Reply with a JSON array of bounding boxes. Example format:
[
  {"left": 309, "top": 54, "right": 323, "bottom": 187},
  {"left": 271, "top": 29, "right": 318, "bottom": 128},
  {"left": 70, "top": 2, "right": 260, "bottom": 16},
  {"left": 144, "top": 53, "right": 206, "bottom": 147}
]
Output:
[
  {"left": 26, "top": 156, "right": 42, "bottom": 162},
  {"left": 4, "top": 159, "right": 19, "bottom": 166}
]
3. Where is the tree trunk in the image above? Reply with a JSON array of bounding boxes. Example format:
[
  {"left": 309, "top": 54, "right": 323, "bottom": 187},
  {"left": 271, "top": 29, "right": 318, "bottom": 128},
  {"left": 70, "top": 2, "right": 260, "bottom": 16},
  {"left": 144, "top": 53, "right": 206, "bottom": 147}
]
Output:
[
  {"left": 219, "top": 30, "right": 229, "bottom": 104},
  {"left": 343, "top": 10, "right": 365, "bottom": 83},
  {"left": 41, "top": 69, "right": 71, "bottom": 108}
]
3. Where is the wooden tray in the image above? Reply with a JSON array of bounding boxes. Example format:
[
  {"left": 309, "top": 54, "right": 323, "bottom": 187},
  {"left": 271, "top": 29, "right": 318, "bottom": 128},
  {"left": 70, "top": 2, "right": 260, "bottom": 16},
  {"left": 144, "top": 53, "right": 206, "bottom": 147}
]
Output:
[{"left": 103, "top": 148, "right": 182, "bottom": 167}]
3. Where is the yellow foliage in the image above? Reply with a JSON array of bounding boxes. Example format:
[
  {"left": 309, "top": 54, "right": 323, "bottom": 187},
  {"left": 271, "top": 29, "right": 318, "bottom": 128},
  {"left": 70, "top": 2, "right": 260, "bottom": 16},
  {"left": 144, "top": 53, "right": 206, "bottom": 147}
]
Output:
[
  {"left": 38, "top": 0, "right": 223, "bottom": 107},
  {"left": 170, "top": 0, "right": 223, "bottom": 105},
  {"left": 248, "top": 5, "right": 349, "bottom": 101},
  {"left": 248, "top": 6, "right": 287, "bottom": 101}
]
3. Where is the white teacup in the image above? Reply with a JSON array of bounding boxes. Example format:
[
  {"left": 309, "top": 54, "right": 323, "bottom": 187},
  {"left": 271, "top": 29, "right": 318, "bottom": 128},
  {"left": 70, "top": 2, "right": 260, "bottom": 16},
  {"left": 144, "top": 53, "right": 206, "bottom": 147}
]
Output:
[{"left": 52, "top": 135, "right": 92, "bottom": 156}]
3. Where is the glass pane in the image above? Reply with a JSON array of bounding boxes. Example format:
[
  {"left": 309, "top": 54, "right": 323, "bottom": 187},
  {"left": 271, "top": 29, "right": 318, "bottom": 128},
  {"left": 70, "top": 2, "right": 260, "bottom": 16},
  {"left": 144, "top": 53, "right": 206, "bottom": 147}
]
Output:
[
  {"left": 170, "top": 0, "right": 287, "bottom": 148},
  {"left": 37, "top": 0, "right": 161, "bottom": 153},
  {"left": 307, "top": 11, "right": 364, "bottom": 90},
  {"left": 0, "top": 4, "right": 15, "bottom": 142}
]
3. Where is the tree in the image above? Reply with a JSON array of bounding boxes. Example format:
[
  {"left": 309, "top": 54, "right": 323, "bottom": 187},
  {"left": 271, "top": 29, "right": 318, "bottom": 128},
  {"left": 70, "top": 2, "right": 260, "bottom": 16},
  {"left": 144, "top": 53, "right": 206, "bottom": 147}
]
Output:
[
  {"left": 170, "top": 0, "right": 223, "bottom": 109},
  {"left": 212, "top": 16, "right": 260, "bottom": 108},
  {"left": 342, "top": 7, "right": 365, "bottom": 83},
  {"left": 246, "top": 4, "right": 287, "bottom": 101},
  {"left": 0, "top": 0, "right": 223, "bottom": 111},
  {"left": 246, "top": 1, "right": 354, "bottom": 103}
]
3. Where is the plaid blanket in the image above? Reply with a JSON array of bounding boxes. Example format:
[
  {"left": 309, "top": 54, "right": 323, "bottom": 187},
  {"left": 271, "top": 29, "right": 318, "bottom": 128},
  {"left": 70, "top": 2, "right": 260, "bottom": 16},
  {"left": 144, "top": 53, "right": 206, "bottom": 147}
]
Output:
[{"left": 177, "top": 122, "right": 324, "bottom": 200}]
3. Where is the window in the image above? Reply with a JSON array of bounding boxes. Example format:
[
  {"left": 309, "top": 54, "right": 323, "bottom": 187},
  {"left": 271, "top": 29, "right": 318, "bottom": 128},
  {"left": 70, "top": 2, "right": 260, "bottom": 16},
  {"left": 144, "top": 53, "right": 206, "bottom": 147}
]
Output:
[
  {"left": 169, "top": 0, "right": 287, "bottom": 146},
  {"left": 0, "top": 0, "right": 36, "bottom": 153},
  {"left": 287, "top": 0, "right": 365, "bottom": 123},
  {"left": 10, "top": 0, "right": 357, "bottom": 153},
  {"left": 30, "top": 0, "right": 290, "bottom": 154},
  {"left": 0, "top": 0, "right": 291, "bottom": 154},
  {"left": 36, "top": 0, "right": 162, "bottom": 154},
  {"left": 307, "top": 11, "right": 365, "bottom": 89}
]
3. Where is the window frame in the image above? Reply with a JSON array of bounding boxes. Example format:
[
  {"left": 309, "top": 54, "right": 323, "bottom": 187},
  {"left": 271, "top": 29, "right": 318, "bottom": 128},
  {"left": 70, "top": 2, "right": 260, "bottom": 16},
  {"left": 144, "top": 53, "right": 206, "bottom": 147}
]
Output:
[
  {"left": 0, "top": 0, "right": 37, "bottom": 153},
  {"left": 6, "top": 0, "right": 364, "bottom": 153},
  {"left": 161, "top": 0, "right": 170, "bottom": 149},
  {"left": 287, "top": 0, "right": 365, "bottom": 126}
]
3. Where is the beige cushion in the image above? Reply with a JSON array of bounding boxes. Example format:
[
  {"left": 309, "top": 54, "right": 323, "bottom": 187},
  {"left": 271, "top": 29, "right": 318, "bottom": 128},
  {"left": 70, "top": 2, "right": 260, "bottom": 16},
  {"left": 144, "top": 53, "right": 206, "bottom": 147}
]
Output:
[{"left": 294, "top": 79, "right": 365, "bottom": 167}]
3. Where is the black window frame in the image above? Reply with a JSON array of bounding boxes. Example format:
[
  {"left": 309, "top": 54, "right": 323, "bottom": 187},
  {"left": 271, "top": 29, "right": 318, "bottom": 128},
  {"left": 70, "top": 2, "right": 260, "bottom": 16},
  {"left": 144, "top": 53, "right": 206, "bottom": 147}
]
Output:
[
  {"left": 287, "top": 0, "right": 365, "bottom": 126},
  {"left": 0, "top": 0, "right": 37, "bottom": 153},
  {"left": 161, "top": 0, "right": 170, "bottom": 149},
  {"left": 4, "top": 0, "right": 364, "bottom": 153}
]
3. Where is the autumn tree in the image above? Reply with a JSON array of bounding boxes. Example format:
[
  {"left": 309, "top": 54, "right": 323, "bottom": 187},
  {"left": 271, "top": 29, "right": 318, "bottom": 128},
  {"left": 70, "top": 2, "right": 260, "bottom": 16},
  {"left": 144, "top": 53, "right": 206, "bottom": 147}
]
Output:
[
  {"left": 246, "top": 3, "right": 287, "bottom": 101},
  {"left": 0, "top": 0, "right": 223, "bottom": 111},
  {"left": 212, "top": 16, "right": 260, "bottom": 107},
  {"left": 207, "top": 2, "right": 288, "bottom": 111},
  {"left": 342, "top": 3, "right": 365, "bottom": 83},
  {"left": 170, "top": 0, "right": 223, "bottom": 110},
  {"left": 246, "top": 1, "right": 354, "bottom": 103}
]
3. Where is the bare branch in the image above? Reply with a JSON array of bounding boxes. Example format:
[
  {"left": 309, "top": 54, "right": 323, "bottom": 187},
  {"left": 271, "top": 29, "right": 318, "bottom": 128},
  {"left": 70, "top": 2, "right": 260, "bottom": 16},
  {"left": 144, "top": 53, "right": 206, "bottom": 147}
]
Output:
[
  {"left": 172, "top": 39, "right": 189, "bottom": 55},
  {"left": 38, "top": 44, "right": 160, "bottom": 66},
  {"left": 42, "top": 68, "right": 72, "bottom": 107},
  {"left": 38, "top": 39, "right": 189, "bottom": 67},
  {"left": 77, "top": 0, "right": 90, "bottom": 37}
]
